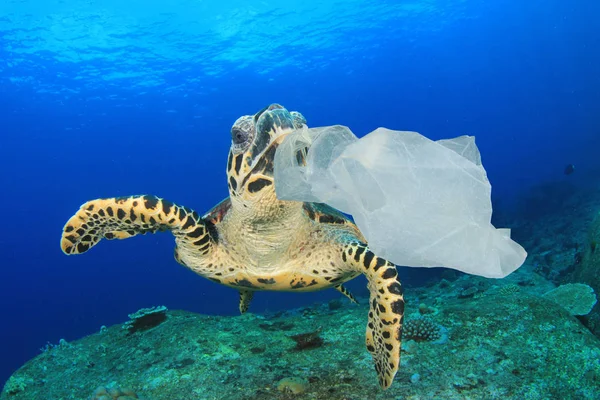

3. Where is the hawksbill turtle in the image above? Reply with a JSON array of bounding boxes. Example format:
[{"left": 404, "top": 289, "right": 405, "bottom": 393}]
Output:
[{"left": 60, "top": 104, "right": 405, "bottom": 389}]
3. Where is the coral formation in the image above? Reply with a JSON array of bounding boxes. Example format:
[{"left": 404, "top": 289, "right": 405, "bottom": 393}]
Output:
[
  {"left": 122, "top": 306, "right": 168, "bottom": 334},
  {"left": 289, "top": 327, "right": 324, "bottom": 351},
  {"left": 89, "top": 385, "right": 140, "bottom": 400},
  {"left": 402, "top": 317, "right": 442, "bottom": 342},
  {"left": 457, "top": 286, "right": 480, "bottom": 298},
  {"left": 543, "top": 283, "right": 597, "bottom": 315},
  {"left": 499, "top": 284, "right": 521, "bottom": 295},
  {"left": 2, "top": 376, "right": 28, "bottom": 396},
  {"left": 276, "top": 377, "right": 308, "bottom": 395}
]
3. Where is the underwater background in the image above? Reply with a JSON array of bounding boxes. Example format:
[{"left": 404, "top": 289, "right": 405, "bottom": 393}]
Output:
[{"left": 1, "top": 0, "right": 599, "bottom": 398}]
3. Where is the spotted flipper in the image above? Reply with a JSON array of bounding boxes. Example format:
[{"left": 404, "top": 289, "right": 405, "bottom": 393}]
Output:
[
  {"left": 239, "top": 290, "right": 254, "bottom": 314},
  {"left": 61, "top": 195, "right": 214, "bottom": 258},
  {"left": 334, "top": 284, "right": 359, "bottom": 304},
  {"left": 343, "top": 242, "right": 404, "bottom": 389}
]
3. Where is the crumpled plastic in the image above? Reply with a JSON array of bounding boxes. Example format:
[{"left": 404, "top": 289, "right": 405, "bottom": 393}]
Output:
[{"left": 274, "top": 125, "right": 527, "bottom": 278}]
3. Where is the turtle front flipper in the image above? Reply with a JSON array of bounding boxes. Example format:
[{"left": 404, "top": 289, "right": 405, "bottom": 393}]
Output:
[
  {"left": 344, "top": 242, "right": 404, "bottom": 389},
  {"left": 61, "top": 195, "right": 214, "bottom": 257}
]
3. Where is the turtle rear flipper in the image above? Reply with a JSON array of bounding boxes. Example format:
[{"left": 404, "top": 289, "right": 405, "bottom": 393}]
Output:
[
  {"left": 238, "top": 289, "right": 254, "bottom": 314},
  {"left": 61, "top": 195, "right": 214, "bottom": 256},
  {"left": 334, "top": 284, "right": 359, "bottom": 304},
  {"left": 344, "top": 242, "right": 405, "bottom": 389}
]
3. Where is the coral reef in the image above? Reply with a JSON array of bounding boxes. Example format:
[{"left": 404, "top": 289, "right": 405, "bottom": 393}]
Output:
[
  {"left": 2, "top": 285, "right": 600, "bottom": 399},
  {"left": 509, "top": 181, "right": 600, "bottom": 338},
  {"left": 568, "top": 209, "right": 600, "bottom": 335}
]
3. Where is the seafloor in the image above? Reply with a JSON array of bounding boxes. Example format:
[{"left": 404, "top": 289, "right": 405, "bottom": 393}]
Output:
[{"left": 3, "top": 181, "right": 600, "bottom": 400}]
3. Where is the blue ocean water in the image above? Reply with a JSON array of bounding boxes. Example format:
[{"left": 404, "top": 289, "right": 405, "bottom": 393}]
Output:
[{"left": 0, "top": 0, "right": 598, "bottom": 389}]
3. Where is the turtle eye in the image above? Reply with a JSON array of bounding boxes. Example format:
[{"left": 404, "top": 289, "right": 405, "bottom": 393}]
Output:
[
  {"left": 231, "top": 128, "right": 250, "bottom": 146},
  {"left": 230, "top": 114, "right": 256, "bottom": 153}
]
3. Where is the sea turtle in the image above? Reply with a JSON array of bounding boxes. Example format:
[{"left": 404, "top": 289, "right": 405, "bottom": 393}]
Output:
[{"left": 60, "top": 104, "right": 405, "bottom": 389}]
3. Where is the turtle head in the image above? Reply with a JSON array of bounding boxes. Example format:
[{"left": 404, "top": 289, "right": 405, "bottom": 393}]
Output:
[{"left": 226, "top": 104, "right": 306, "bottom": 200}]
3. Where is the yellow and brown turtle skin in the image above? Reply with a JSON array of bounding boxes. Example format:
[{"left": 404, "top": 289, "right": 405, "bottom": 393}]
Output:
[{"left": 60, "top": 104, "right": 405, "bottom": 389}]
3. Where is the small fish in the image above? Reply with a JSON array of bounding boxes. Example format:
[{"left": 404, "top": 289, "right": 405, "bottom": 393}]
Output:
[{"left": 564, "top": 164, "right": 575, "bottom": 175}]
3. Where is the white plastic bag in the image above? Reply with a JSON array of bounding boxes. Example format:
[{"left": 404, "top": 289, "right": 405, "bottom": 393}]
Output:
[{"left": 274, "top": 125, "right": 527, "bottom": 278}]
